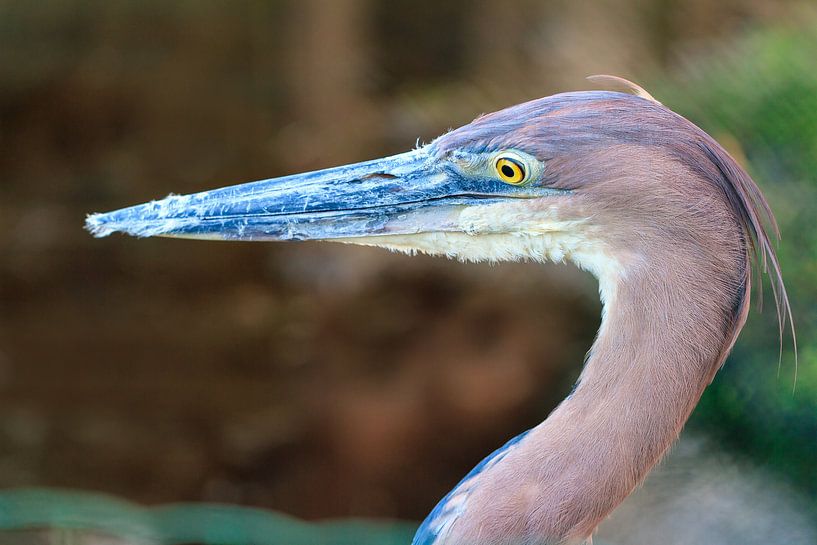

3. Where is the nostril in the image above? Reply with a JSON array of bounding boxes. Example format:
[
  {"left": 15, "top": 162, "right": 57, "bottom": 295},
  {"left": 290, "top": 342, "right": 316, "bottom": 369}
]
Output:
[{"left": 361, "top": 172, "right": 398, "bottom": 180}]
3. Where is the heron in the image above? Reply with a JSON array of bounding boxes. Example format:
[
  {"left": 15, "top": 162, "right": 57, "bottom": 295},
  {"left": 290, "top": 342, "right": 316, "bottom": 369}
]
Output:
[{"left": 86, "top": 77, "right": 792, "bottom": 545}]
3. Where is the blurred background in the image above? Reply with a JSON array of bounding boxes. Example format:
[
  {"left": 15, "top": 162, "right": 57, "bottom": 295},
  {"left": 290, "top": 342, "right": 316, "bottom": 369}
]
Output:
[{"left": 1, "top": 1, "right": 815, "bottom": 544}]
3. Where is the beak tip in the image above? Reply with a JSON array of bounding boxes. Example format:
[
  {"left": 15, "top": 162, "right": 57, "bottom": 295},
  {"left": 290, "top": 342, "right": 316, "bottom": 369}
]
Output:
[
  {"left": 84, "top": 209, "right": 179, "bottom": 239},
  {"left": 85, "top": 212, "right": 117, "bottom": 238},
  {"left": 85, "top": 193, "right": 201, "bottom": 239}
]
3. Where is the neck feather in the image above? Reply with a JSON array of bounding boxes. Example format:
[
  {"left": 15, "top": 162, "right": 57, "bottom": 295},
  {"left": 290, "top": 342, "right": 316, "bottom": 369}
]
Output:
[
  {"left": 416, "top": 245, "right": 750, "bottom": 545},
  {"left": 528, "top": 247, "right": 748, "bottom": 541}
]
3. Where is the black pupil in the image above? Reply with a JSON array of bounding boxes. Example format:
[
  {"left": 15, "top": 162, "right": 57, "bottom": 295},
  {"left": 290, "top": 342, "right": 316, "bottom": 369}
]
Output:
[{"left": 501, "top": 164, "right": 517, "bottom": 178}]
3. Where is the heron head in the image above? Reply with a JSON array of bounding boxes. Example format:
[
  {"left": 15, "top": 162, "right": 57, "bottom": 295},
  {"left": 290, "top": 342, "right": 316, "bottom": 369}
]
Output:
[
  {"left": 86, "top": 85, "right": 783, "bottom": 305},
  {"left": 84, "top": 101, "right": 578, "bottom": 262}
]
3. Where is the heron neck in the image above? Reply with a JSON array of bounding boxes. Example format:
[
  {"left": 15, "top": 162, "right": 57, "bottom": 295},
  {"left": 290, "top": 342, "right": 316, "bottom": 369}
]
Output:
[{"left": 525, "top": 253, "right": 747, "bottom": 541}]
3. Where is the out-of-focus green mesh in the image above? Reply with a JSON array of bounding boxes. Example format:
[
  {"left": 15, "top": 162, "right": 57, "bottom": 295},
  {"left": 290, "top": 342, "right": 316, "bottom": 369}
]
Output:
[{"left": 0, "top": 488, "right": 418, "bottom": 545}]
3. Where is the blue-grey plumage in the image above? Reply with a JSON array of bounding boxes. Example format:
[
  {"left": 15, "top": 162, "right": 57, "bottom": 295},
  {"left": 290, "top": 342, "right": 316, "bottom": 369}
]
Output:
[
  {"left": 86, "top": 81, "right": 793, "bottom": 545},
  {"left": 412, "top": 430, "right": 531, "bottom": 545}
]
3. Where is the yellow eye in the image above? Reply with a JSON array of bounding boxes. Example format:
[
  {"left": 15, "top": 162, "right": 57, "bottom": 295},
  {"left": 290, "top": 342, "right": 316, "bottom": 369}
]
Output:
[{"left": 495, "top": 156, "right": 527, "bottom": 184}]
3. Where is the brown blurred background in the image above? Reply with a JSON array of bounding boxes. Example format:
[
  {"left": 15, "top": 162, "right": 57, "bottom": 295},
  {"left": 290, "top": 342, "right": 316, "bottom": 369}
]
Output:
[{"left": 1, "top": 0, "right": 815, "bottom": 538}]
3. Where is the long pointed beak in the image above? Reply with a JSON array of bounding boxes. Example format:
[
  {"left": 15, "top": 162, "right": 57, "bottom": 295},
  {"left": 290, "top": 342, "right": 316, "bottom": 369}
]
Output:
[{"left": 86, "top": 147, "right": 556, "bottom": 242}]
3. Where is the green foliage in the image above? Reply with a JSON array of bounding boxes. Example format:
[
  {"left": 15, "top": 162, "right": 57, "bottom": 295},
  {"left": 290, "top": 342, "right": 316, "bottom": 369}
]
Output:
[
  {"left": 657, "top": 24, "right": 817, "bottom": 500},
  {"left": 0, "top": 488, "right": 418, "bottom": 545}
]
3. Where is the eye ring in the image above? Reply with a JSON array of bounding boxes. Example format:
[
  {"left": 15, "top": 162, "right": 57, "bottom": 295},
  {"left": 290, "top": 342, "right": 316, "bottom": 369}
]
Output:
[{"left": 494, "top": 155, "right": 527, "bottom": 185}]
